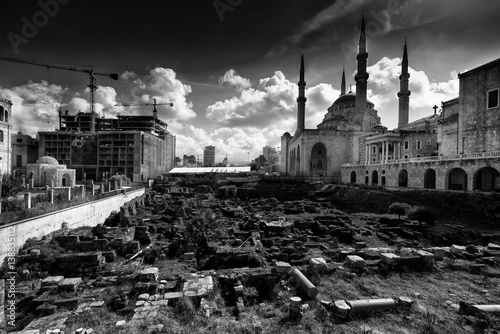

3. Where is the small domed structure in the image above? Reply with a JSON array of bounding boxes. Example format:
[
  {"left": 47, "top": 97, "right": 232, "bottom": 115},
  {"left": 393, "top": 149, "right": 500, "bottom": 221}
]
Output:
[
  {"left": 27, "top": 156, "right": 75, "bottom": 188},
  {"left": 36, "top": 156, "right": 59, "bottom": 165}
]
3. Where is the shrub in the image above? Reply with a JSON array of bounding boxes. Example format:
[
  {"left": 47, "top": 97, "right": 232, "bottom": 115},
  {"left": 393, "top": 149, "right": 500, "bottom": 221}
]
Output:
[
  {"left": 388, "top": 202, "right": 411, "bottom": 219},
  {"left": 109, "top": 174, "right": 131, "bottom": 186},
  {"left": 407, "top": 206, "right": 436, "bottom": 225}
]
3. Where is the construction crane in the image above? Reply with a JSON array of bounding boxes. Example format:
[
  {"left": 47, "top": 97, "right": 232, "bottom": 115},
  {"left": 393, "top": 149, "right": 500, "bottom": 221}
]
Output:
[
  {"left": 115, "top": 98, "right": 173, "bottom": 119},
  {"left": 0, "top": 56, "right": 119, "bottom": 132}
]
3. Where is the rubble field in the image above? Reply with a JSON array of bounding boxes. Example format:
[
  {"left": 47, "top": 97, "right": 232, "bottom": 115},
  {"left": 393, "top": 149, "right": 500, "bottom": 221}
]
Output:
[{"left": 3, "top": 181, "right": 500, "bottom": 334}]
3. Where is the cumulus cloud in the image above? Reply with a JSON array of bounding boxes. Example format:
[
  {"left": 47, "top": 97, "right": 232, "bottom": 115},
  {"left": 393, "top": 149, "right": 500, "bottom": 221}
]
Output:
[
  {"left": 0, "top": 80, "right": 67, "bottom": 135},
  {"left": 61, "top": 85, "right": 119, "bottom": 118},
  {"left": 218, "top": 69, "right": 251, "bottom": 91},
  {"left": 368, "top": 56, "right": 459, "bottom": 109},
  {"left": 207, "top": 70, "right": 336, "bottom": 130},
  {"left": 200, "top": 70, "right": 340, "bottom": 161},
  {"left": 365, "top": 56, "right": 459, "bottom": 126},
  {"left": 117, "top": 67, "right": 196, "bottom": 121}
]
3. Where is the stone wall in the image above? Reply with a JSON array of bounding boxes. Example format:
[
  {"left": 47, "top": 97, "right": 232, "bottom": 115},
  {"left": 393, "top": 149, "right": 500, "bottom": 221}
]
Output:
[
  {"left": 342, "top": 158, "right": 500, "bottom": 191},
  {"left": 459, "top": 61, "right": 500, "bottom": 154},
  {"left": 0, "top": 188, "right": 145, "bottom": 265}
]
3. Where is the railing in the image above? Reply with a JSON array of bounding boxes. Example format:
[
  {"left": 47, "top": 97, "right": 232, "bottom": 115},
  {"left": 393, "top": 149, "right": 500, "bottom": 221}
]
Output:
[{"left": 342, "top": 151, "right": 500, "bottom": 167}]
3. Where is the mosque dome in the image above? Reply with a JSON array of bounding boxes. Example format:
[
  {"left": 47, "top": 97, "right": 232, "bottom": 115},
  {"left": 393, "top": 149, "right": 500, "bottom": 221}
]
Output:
[
  {"left": 332, "top": 91, "right": 356, "bottom": 106},
  {"left": 36, "top": 156, "right": 59, "bottom": 165},
  {"left": 328, "top": 91, "right": 374, "bottom": 112}
]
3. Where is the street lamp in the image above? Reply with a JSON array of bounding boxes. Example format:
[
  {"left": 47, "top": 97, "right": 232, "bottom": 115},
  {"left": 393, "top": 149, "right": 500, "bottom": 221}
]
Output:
[{"left": 247, "top": 152, "right": 249, "bottom": 165}]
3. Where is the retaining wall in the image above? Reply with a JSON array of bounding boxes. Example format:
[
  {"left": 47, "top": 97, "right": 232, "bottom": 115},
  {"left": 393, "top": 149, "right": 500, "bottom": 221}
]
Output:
[{"left": 0, "top": 188, "right": 145, "bottom": 265}]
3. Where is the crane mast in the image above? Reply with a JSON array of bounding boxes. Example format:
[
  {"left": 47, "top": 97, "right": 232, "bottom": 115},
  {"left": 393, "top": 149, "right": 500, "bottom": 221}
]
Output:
[{"left": 0, "top": 56, "right": 118, "bottom": 132}]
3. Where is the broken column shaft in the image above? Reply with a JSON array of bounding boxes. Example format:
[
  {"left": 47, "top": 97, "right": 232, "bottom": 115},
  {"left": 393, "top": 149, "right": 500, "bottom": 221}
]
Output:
[{"left": 291, "top": 268, "right": 318, "bottom": 299}]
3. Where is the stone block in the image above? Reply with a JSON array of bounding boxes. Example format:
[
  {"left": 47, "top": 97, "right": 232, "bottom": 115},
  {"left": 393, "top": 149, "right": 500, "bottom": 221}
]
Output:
[
  {"left": 58, "top": 277, "right": 83, "bottom": 292},
  {"left": 275, "top": 261, "right": 292, "bottom": 273},
  {"left": 345, "top": 255, "right": 365, "bottom": 269},
  {"left": 309, "top": 257, "right": 328, "bottom": 271},
  {"left": 380, "top": 253, "right": 400, "bottom": 265},
  {"left": 184, "top": 252, "right": 195, "bottom": 260},
  {"left": 164, "top": 292, "right": 183, "bottom": 300},
  {"left": 429, "top": 247, "right": 446, "bottom": 261},
  {"left": 450, "top": 245, "right": 466, "bottom": 255},
  {"left": 41, "top": 276, "right": 65, "bottom": 288},
  {"left": 138, "top": 293, "right": 150, "bottom": 301},
  {"left": 137, "top": 267, "right": 159, "bottom": 282},
  {"left": 487, "top": 243, "right": 500, "bottom": 250},
  {"left": 414, "top": 250, "right": 434, "bottom": 265},
  {"left": 116, "top": 320, "right": 126, "bottom": 328}
]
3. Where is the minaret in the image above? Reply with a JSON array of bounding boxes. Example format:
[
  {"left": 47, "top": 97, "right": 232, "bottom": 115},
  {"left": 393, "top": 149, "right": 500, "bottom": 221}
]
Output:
[
  {"left": 296, "top": 52, "right": 307, "bottom": 132},
  {"left": 341, "top": 66, "right": 346, "bottom": 95},
  {"left": 355, "top": 14, "right": 369, "bottom": 113},
  {"left": 398, "top": 39, "right": 411, "bottom": 127}
]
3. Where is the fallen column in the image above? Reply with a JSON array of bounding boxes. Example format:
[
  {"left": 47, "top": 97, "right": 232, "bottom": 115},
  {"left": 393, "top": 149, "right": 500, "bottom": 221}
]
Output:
[
  {"left": 347, "top": 298, "right": 398, "bottom": 314},
  {"left": 464, "top": 304, "right": 500, "bottom": 315},
  {"left": 291, "top": 268, "right": 318, "bottom": 299}
]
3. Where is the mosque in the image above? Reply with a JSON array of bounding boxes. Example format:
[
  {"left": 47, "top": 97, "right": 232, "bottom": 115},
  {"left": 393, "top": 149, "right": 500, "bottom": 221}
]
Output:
[{"left": 281, "top": 15, "right": 500, "bottom": 192}]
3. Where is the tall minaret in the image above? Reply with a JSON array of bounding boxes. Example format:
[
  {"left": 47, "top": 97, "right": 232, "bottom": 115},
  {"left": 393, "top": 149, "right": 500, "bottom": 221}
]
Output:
[
  {"left": 296, "top": 52, "right": 307, "bottom": 132},
  {"left": 341, "top": 66, "right": 346, "bottom": 95},
  {"left": 398, "top": 39, "right": 411, "bottom": 127},
  {"left": 355, "top": 14, "right": 369, "bottom": 113}
]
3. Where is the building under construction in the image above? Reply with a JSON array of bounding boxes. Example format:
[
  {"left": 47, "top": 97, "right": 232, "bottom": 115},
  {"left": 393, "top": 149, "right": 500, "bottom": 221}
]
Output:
[{"left": 37, "top": 110, "right": 176, "bottom": 182}]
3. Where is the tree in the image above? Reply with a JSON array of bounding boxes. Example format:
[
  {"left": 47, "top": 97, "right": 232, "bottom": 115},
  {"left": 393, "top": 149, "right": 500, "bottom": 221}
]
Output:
[
  {"left": 388, "top": 202, "right": 411, "bottom": 219},
  {"left": 109, "top": 174, "right": 131, "bottom": 186},
  {"left": 407, "top": 206, "right": 436, "bottom": 225},
  {"left": 1, "top": 174, "right": 24, "bottom": 199}
]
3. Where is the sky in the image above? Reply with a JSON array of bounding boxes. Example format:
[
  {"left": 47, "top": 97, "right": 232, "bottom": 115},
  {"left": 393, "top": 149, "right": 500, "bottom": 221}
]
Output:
[{"left": 0, "top": 0, "right": 499, "bottom": 164}]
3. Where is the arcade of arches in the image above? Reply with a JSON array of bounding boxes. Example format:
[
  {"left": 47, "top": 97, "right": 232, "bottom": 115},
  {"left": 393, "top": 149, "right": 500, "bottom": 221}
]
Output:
[{"left": 342, "top": 163, "right": 500, "bottom": 192}]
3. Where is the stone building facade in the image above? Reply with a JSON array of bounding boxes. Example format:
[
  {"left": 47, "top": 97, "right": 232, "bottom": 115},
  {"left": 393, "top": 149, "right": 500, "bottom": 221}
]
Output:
[
  {"left": 342, "top": 57, "right": 500, "bottom": 192},
  {"left": 11, "top": 132, "right": 39, "bottom": 176},
  {"left": 0, "top": 97, "right": 13, "bottom": 175},
  {"left": 280, "top": 14, "right": 500, "bottom": 192}
]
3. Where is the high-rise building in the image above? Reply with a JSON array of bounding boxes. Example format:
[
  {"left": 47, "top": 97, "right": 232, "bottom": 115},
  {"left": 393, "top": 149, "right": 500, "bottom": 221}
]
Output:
[
  {"left": 203, "top": 145, "right": 215, "bottom": 167},
  {"left": 263, "top": 146, "right": 276, "bottom": 160},
  {"left": 38, "top": 111, "right": 176, "bottom": 182},
  {"left": 182, "top": 154, "right": 197, "bottom": 167}
]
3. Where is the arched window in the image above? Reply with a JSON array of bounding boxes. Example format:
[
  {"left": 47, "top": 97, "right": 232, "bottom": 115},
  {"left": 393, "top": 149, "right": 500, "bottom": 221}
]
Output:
[
  {"left": 0, "top": 106, "right": 4, "bottom": 122},
  {"left": 4, "top": 110, "right": 8, "bottom": 123},
  {"left": 0, "top": 130, "right": 3, "bottom": 142}
]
